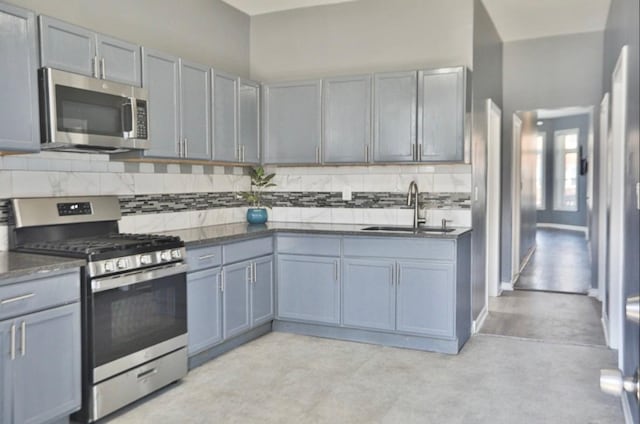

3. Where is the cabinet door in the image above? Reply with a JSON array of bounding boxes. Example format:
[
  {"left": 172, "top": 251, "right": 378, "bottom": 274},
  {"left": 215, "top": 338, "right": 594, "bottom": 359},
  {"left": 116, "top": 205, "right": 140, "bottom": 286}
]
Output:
[
  {"left": 396, "top": 261, "right": 455, "bottom": 337},
  {"left": 223, "top": 261, "right": 251, "bottom": 339},
  {"left": 180, "top": 60, "right": 211, "bottom": 160},
  {"left": 418, "top": 68, "right": 465, "bottom": 162},
  {"left": 142, "top": 48, "right": 180, "bottom": 158},
  {"left": 251, "top": 256, "right": 274, "bottom": 327},
  {"left": 0, "top": 3, "right": 39, "bottom": 152},
  {"left": 187, "top": 267, "right": 222, "bottom": 356},
  {"left": 263, "top": 80, "right": 321, "bottom": 164},
  {"left": 238, "top": 79, "right": 260, "bottom": 163},
  {"left": 343, "top": 259, "right": 395, "bottom": 331},
  {"left": 39, "top": 16, "right": 96, "bottom": 77},
  {"left": 212, "top": 70, "right": 238, "bottom": 162},
  {"left": 13, "top": 303, "right": 81, "bottom": 424},
  {"left": 277, "top": 255, "right": 340, "bottom": 324},
  {"left": 373, "top": 71, "right": 417, "bottom": 162},
  {"left": 323, "top": 75, "right": 371, "bottom": 163},
  {"left": 0, "top": 320, "right": 12, "bottom": 423},
  {"left": 96, "top": 34, "right": 141, "bottom": 86}
]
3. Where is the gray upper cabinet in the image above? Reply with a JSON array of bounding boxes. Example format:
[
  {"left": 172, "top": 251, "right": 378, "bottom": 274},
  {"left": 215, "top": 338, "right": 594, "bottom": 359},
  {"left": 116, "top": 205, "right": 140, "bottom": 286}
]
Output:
[
  {"left": 180, "top": 60, "right": 211, "bottom": 160},
  {"left": 238, "top": 79, "right": 260, "bottom": 164},
  {"left": 263, "top": 80, "right": 322, "bottom": 164},
  {"left": 323, "top": 75, "right": 372, "bottom": 164},
  {"left": 212, "top": 70, "right": 238, "bottom": 162},
  {"left": 0, "top": 2, "right": 39, "bottom": 152},
  {"left": 418, "top": 67, "right": 466, "bottom": 162},
  {"left": 373, "top": 71, "right": 417, "bottom": 162},
  {"left": 39, "top": 16, "right": 141, "bottom": 86},
  {"left": 187, "top": 267, "right": 222, "bottom": 356},
  {"left": 142, "top": 48, "right": 180, "bottom": 158}
]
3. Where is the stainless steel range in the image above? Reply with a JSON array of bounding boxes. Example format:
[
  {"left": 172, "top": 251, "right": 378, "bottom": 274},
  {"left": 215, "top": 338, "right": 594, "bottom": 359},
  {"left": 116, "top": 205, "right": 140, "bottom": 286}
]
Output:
[{"left": 9, "top": 196, "right": 188, "bottom": 422}]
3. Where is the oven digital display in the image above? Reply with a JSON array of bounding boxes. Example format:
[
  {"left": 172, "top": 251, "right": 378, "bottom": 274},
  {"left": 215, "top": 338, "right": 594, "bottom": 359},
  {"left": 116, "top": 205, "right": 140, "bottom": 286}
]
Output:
[{"left": 57, "top": 202, "right": 92, "bottom": 216}]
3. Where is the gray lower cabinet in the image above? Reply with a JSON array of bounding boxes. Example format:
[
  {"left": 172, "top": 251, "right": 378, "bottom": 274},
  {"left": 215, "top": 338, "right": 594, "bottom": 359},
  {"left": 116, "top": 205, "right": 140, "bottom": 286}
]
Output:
[
  {"left": 373, "top": 71, "right": 417, "bottom": 162},
  {"left": 322, "top": 75, "right": 371, "bottom": 163},
  {"left": 238, "top": 79, "right": 260, "bottom": 164},
  {"left": 0, "top": 268, "right": 81, "bottom": 424},
  {"left": 222, "top": 261, "right": 252, "bottom": 339},
  {"left": 39, "top": 15, "right": 141, "bottom": 86},
  {"left": 342, "top": 258, "right": 395, "bottom": 330},
  {"left": 180, "top": 60, "right": 211, "bottom": 160},
  {"left": 0, "top": 2, "right": 39, "bottom": 153},
  {"left": 212, "top": 70, "right": 238, "bottom": 162},
  {"left": 187, "top": 267, "right": 222, "bottom": 356},
  {"left": 141, "top": 48, "right": 181, "bottom": 158},
  {"left": 417, "top": 67, "right": 466, "bottom": 162},
  {"left": 251, "top": 256, "right": 274, "bottom": 327},
  {"left": 277, "top": 255, "right": 340, "bottom": 324},
  {"left": 396, "top": 260, "right": 455, "bottom": 337},
  {"left": 263, "top": 80, "right": 322, "bottom": 164}
]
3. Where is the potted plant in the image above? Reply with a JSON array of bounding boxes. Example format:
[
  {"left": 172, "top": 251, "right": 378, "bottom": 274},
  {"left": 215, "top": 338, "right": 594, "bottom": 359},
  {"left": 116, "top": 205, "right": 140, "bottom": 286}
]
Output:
[{"left": 239, "top": 166, "right": 276, "bottom": 224}]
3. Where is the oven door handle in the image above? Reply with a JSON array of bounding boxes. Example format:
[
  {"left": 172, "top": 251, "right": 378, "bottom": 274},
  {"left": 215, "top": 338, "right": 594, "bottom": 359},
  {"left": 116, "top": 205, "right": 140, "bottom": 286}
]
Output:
[{"left": 91, "top": 263, "right": 188, "bottom": 293}]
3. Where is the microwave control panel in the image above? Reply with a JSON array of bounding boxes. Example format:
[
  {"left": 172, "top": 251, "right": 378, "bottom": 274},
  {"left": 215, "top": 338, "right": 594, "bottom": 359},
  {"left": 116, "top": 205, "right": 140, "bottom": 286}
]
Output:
[{"left": 136, "top": 100, "right": 148, "bottom": 139}]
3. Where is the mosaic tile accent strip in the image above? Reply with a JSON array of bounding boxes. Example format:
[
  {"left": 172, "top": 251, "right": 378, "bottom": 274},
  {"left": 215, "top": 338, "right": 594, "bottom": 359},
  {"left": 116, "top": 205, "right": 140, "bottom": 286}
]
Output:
[{"left": 0, "top": 192, "right": 470, "bottom": 223}]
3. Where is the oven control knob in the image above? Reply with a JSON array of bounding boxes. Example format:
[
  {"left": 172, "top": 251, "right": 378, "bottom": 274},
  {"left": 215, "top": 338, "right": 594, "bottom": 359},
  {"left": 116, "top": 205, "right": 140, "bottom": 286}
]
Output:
[
  {"left": 104, "top": 261, "right": 115, "bottom": 273},
  {"left": 171, "top": 249, "right": 182, "bottom": 259},
  {"left": 140, "top": 254, "right": 152, "bottom": 265},
  {"left": 160, "top": 251, "right": 172, "bottom": 262},
  {"left": 117, "top": 259, "right": 129, "bottom": 269}
]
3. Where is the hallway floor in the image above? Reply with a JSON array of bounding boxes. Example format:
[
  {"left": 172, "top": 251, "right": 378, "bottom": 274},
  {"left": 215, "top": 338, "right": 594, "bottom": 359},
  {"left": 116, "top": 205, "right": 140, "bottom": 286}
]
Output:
[{"left": 515, "top": 228, "right": 591, "bottom": 294}]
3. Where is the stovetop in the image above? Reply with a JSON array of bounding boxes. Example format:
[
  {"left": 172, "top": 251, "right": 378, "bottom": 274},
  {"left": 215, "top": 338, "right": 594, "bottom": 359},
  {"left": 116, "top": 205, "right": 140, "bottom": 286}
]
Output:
[{"left": 17, "top": 233, "right": 183, "bottom": 260}]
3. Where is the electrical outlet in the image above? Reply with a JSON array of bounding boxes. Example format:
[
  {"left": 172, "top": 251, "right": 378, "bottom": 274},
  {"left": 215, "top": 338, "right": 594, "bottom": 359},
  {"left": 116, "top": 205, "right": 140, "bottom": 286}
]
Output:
[{"left": 342, "top": 186, "right": 352, "bottom": 201}]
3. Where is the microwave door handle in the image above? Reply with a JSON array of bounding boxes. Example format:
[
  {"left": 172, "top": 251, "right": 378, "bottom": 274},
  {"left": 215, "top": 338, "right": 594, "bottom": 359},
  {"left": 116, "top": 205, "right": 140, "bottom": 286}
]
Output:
[{"left": 123, "top": 97, "right": 138, "bottom": 139}]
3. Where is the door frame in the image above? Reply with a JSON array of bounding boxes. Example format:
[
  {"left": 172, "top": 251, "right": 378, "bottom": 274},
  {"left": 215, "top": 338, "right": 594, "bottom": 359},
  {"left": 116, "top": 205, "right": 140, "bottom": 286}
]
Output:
[
  {"left": 510, "top": 114, "right": 523, "bottom": 285},
  {"left": 608, "top": 45, "right": 628, "bottom": 359},
  {"left": 598, "top": 92, "right": 610, "bottom": 330},
  {"left": 486, "top": 99, "right": 502, "bottom": 297}
]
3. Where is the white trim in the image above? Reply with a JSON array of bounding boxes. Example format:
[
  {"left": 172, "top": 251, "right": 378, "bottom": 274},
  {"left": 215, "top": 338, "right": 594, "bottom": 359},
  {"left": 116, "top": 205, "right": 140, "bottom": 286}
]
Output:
[
  {"left": 552, "top": 128, "right": 580, "bottom": 212},
  {"left": 511, "top": 114, "right": 523, "bottom": 284},
  {"left": 536, "top": 223, "right": 588, "bottom": 235},
  {"left": 587, "top": 288, "right": 600, "bottom": 300},
  {"left": 501, "top": 281, "right": 514, "bottom": 291},
  {"left": 598, "top": 92, "right": 610, "bottom": 327},
  {"left": 602, "top": 315, "right": 610, "bottom": 347},
  {"left": 621, "top": 393, "right": 633, "bottom": 424},
  {"left": 472, "top": 305, "right": 488, "bottom": 334},
  {"left": 486, "top": 99, "right": 502, "bottom": 298}
]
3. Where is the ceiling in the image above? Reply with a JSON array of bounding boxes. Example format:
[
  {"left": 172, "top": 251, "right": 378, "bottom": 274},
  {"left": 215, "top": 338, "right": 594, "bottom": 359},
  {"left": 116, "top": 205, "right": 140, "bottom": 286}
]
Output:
[{"left": 221, "top": 0, "right": 612, "bottom": 41}]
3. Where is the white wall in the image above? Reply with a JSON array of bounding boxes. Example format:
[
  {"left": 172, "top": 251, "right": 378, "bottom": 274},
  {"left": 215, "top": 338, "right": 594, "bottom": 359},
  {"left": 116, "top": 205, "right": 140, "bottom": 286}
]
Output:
[
  {"left": 9, "top": 0, "right": 251, "bottom": 77},
  {"left": 250, "top": 0, "right": 474, "bottom": 82}
]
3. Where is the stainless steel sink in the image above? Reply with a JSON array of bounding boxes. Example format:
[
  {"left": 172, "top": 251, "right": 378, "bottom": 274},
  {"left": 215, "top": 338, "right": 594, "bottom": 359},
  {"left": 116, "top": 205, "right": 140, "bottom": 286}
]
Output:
[{"left": 361, "top": 226, "right": 455, "bottom": 233}]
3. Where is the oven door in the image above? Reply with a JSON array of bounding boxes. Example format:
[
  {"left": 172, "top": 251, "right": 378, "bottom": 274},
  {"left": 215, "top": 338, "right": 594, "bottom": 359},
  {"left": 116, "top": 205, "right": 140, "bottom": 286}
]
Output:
[{"left": 90, "top": 263, "right": 187, "bottom": 383}]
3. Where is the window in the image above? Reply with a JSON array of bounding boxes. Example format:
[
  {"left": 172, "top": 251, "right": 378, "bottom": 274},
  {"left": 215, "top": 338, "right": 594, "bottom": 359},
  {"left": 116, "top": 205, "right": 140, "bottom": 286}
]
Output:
[
  {"left": 553, "top": 129, "right": 579, "bottom": 211},
  {"left": 534, "top": 132, "right": 546, "bottom": 210}
]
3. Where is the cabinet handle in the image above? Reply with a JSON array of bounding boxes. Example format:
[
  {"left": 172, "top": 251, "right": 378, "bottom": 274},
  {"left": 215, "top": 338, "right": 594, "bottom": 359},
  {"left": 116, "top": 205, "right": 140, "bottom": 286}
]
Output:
[
  {"left": 1, "top": 293, "right": 35, "bottom": 305},
  {"left": 316, "top": 147, "right": 320, "bottom": 164},
  {"left": 417, "top": 143, "right": 422, "bottom": 161},
  {"left": 253, "top": 262, "right": 257, "bottom": 283},
  {"left": 93, "top": 55, "right": 99, "bottom": 78},
  {"left": 396, "top": 265, "right": 400, "bottom": 285},
  {"left": 20, "top": 321, "right": 25, "bottom": 357},
  {"left": 411, "top": 143, "right": 416, "bottom": 161},
  {"left": 365, "top": 145, "right": 369, "bottom": 162},
  {"left": 242, "top": 145, "right": 246, "bottom": 163},
  {"left": 184, "top": 138, "right": 189, "bottom": 157},
  {"left": 100, "top": 57, "right": 106, "bottom": 79},
  {"left": 220, "top": 271, "right": 225, "bottom": 292},
  {"left": 198, "top": 254, "right": 216, "bottom": 261},
  {"left": 10, "top": 324, "right": 16, "bottom": 360},
  {"left": 334, "top": 261, "right": 339, "bottom": 281}
]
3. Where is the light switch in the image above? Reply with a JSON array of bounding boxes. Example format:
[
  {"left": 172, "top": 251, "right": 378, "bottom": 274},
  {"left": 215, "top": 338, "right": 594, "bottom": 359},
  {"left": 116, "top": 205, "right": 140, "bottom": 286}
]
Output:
[{"left": 342, "top": 186, "right": 352, "bottom": 201}]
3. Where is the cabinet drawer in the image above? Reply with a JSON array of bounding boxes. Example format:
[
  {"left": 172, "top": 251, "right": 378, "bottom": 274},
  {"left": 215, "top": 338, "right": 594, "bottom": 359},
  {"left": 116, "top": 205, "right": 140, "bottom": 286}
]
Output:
[
  {"left": 0, "top": 270, "right": 79, "bottom": 320},
  {"left": 224, "top": 237, "right": 273, "bottom": 264},
  {"left": 186, "top": 245, "right": 222, "bottom": 272},
  {"left": 276, "top": 235, "right": 340, "bottom": 257},
  {"left": 343, "top": 237, "right": 455, "bottom": 261}
]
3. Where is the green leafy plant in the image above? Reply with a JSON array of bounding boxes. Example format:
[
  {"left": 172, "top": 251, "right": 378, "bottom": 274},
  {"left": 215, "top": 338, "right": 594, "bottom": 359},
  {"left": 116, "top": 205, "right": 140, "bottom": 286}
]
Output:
[{"left": 239, "top": 166, "right": 276, "bottom": 208}]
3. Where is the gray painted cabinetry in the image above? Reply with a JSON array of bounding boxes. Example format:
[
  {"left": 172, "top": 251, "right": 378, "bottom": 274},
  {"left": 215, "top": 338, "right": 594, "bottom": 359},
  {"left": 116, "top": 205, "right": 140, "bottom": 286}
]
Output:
[
  {"left": 238, "top": 79, "right": 261, "bottom": 163},
  {"left": 212, "top": 70, "right": 238, "bottom": 162},
  {"left": 222, "top": 261, "right": 252, "bottom": 339},
  {"left": 187, "top": 267, "right": 222, "bottom": 356},
  {"left": 322, "top": 75, "right": 372, "bottom": 163},
  {"left": 0, "top": 2, "right": 39, "bottom": 153},
  {"left": 263, "top": 80, "right": 322, "bottom": 164},
  {"left": 342, "top": 259, "right": 395, "bottom": 330},
  {"left": 0, "top": 269, "right": 81, "bottom": 424},
  {"left": 39, "top": 16, "right": 141, "bottom": 86},
  {"left": 180, "top": 60, "right": 211, "bottom": 160}
]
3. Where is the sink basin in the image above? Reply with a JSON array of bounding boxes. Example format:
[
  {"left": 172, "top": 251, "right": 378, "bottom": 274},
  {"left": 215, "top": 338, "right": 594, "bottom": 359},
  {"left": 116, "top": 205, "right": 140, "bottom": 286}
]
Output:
[{"left": 361, "top": 226, "right": 455, "bottom": 233}]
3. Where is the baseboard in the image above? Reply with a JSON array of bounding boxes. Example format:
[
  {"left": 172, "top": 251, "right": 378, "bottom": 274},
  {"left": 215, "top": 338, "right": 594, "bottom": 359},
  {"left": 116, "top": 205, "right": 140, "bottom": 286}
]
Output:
[
  {"left": 519, "top": 245, "right": 536, "bottom": 274},
  {"left": 537, "top": 223, "right": 588, "bottom": 235},
  {"left": 601, "top": 315, "right": 610, "bottom": 347},
  {"left": 621, "top": 393, "right": 634, "bottom": 424},
  {"left": 501, "top": 281, "right": 514, "bottom": 291},
  {"left": 588, "top": 288, "right": 601, "bottom": 300},
  {"left": 472, "top": 305, "right": 488, "bottom": 334}
]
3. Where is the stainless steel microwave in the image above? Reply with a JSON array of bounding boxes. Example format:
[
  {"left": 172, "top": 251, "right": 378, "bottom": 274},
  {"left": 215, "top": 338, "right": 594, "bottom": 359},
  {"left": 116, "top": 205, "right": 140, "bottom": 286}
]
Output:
[{"left": 39, "top": 67, "right": 149, "bottom": 153}]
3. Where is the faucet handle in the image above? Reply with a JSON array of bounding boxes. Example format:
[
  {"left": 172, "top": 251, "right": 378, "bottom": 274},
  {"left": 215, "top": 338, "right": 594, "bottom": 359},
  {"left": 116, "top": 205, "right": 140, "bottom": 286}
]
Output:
[{"left": 441, "top": 219, "right": 453, "bottom": 229}]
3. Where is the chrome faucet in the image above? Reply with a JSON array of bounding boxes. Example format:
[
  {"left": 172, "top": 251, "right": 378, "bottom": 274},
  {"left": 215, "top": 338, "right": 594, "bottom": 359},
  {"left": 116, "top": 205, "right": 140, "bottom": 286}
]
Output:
[{"left": 407, "top": 181, "right": 425, "bottom": 230}]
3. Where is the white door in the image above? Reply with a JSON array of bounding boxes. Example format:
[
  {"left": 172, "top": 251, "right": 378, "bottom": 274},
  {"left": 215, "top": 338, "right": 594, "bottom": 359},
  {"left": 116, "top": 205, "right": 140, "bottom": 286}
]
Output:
[
  {"left": 598, "top": 93, "right": 610, "bottom": 322},
  {"left": 486, "top": 99, "right": 502, "bottom": 297}
]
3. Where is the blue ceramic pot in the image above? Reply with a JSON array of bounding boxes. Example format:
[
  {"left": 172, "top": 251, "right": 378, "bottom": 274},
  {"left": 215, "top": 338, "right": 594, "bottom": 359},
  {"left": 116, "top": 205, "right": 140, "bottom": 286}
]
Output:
[{"left": 247, "top": 207, "right": 268, "bottom": 224}]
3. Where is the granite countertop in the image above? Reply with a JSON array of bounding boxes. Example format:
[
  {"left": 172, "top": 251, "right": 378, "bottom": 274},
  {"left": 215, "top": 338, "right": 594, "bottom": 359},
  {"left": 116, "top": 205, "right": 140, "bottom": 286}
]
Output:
[
  {"left": 0, "top": 252, "right": 85, "bottom": 284},
  {"left": 161, "top": 221, "right": 472, "bottom": 247}
]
